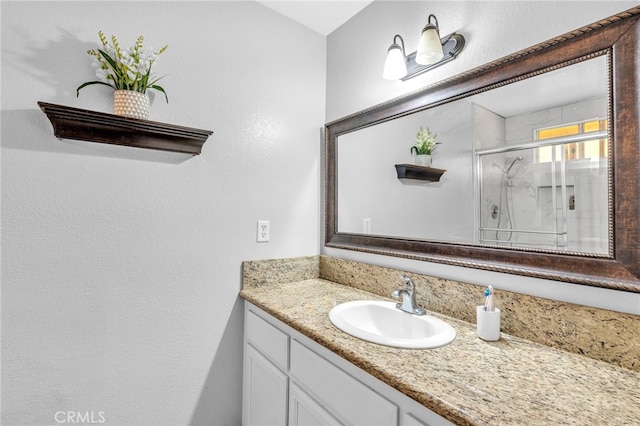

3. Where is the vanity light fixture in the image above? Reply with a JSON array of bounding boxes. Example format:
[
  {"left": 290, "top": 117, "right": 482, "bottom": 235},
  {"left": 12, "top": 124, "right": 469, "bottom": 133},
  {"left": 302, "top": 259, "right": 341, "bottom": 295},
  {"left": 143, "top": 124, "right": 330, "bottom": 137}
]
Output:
[
  {"left": 416, "top": 14, "right": 444, "bottom": 65},
  {"left": 382, "top": 35, "right": 408, "bottom": 80},
  {"left": 383, "top": 13, "right": 465, "bottom": 81}
]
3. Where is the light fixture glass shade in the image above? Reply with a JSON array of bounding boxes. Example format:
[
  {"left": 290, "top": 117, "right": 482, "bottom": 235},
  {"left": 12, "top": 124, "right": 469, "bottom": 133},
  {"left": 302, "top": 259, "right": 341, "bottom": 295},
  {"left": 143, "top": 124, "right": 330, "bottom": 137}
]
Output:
[
  {"left": 383, "top": 45, "right": 408, "bottom": 80},
  {"left": 416, "top": 27, "right": 444, "bottom": 65}
]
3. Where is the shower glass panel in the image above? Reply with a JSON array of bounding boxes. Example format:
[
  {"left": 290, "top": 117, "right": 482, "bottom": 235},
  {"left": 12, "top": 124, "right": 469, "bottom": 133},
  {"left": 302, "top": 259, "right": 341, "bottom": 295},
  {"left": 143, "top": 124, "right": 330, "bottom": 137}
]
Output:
[{"left": 477, "top": 138, "right": 609, "bottom": 254}]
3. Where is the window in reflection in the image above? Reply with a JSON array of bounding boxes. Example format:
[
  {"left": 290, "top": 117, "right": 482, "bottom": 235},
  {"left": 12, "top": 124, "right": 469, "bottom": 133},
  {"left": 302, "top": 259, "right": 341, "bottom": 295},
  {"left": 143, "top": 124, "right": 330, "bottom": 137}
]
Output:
[{"left": 536, "top": 119, "right": 608, "bottom": 163}]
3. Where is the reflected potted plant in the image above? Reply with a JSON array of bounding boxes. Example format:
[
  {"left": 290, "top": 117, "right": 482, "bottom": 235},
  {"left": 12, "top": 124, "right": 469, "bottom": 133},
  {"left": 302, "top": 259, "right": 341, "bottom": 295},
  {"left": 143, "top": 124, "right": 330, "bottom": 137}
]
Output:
[
  {"left": 76, "top": 31, "right": 168, "bottom": 120},
  {"left": 410, "top": 126, "right": 439, "bottom": 167}
]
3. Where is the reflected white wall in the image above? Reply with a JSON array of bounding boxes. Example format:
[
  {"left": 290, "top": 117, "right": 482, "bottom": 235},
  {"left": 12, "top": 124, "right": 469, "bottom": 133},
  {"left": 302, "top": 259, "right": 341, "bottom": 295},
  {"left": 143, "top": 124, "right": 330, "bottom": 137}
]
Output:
[{"left": 338, "top": 99, "right": 475, "bottom": 240}]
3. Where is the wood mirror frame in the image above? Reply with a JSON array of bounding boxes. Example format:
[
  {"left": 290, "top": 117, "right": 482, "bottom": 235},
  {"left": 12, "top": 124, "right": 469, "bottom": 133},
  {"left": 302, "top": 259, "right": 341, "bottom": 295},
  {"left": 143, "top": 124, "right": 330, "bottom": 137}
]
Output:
[{"left": 324, "top": 7, "right": 640, "bottom": 293}]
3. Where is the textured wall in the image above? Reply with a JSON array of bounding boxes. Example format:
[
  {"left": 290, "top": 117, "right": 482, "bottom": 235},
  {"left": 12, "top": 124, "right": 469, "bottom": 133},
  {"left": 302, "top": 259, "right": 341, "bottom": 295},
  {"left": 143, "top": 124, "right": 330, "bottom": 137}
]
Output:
[
  {"left": 1, "top": 1, "right": 325, "bottom": 425},
  {"left": 324, "top": 1, "right": 640, "bottom": 314}
]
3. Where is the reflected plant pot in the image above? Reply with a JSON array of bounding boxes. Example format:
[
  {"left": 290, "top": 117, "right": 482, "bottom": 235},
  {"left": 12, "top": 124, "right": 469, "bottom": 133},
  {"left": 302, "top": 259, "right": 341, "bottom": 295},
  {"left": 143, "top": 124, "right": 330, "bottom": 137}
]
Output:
[{"left": 415, "top": 154, "right": 432, "bottom": 167}]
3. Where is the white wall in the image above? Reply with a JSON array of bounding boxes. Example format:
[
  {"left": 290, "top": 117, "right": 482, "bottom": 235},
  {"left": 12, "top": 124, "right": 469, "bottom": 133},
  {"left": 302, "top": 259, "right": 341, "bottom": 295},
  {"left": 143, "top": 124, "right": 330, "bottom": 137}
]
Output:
[
  {"left": 325, "top": 1, "right": 640, "bottom": 315},
  {"left": 1, "top": 1, "right": 325, "bottom": 425}
]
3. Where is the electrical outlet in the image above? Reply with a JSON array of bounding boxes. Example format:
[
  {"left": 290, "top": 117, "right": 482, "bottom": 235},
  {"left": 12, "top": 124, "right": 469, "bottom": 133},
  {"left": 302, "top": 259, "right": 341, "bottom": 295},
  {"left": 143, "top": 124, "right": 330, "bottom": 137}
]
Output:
[
  {"left": 363, "top": 218, "right": 371, "bottom": 234},
  {"left": 257, "top": 220, "right": 270, "bottom": 242}
]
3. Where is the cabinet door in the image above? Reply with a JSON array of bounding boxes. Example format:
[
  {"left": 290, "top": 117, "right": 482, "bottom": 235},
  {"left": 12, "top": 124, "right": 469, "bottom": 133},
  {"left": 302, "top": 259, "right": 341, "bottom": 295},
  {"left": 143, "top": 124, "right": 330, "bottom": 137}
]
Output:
[
  {"left": 289, "top": 383, "right": 342, "bottom": 426},
  {"left": 290, "top": 340, "right": 398, "bottom": 426},
  {"left": 243, "top": 344, "right": 288, "bottom": 426}
]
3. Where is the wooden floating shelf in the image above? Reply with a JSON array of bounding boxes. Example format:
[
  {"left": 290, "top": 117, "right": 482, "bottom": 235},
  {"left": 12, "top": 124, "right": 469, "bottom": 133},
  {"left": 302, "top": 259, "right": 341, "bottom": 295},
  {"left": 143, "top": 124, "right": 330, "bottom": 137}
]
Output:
[
  {"left": 395, "top": 164, "right": 446, "bottom": 182},
  {"left": 38, "top": 101, "right": 213, "bottom": 155}
]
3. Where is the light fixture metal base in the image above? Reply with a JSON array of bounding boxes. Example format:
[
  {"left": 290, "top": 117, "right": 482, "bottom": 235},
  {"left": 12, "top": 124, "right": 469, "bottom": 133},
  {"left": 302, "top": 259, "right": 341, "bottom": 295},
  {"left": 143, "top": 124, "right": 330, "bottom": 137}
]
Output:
[{"left": 401, "top": 32, "right": 465, "bottom": 81}]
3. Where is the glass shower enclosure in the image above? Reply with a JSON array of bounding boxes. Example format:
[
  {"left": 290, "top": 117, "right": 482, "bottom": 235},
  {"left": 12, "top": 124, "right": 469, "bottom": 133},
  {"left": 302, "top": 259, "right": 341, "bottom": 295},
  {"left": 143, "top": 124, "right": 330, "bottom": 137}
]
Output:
[{"left": 476, "top": 128, "right": 610, "bottom": 254}]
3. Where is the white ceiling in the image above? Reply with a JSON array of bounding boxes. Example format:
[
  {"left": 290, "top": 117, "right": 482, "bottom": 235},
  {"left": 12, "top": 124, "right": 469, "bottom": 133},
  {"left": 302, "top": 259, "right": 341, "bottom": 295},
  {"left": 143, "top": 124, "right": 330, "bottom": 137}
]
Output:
[{"left": 256, "top": 1, "right": 373, "bottom": 35}]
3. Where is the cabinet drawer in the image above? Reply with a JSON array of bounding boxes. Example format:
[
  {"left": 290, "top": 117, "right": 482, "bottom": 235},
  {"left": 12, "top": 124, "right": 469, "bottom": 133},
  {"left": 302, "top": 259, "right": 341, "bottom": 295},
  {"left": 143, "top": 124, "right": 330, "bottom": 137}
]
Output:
[
  {"left": 290, "top": 339, "right": 398, "bottom": 426},
  {"left": 246, "top": 309, "right": 289, "bottom": 371}
]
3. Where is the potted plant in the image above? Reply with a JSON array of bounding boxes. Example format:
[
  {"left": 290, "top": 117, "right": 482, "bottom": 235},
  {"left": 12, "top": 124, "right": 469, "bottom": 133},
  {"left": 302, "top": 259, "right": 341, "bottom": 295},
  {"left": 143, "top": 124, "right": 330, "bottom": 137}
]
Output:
[
  {"left": 410, "top": 126, "right": 440, "bottom": 166},
  {"left": 77, "top": 31, "right": 168, "bottom": 120}
]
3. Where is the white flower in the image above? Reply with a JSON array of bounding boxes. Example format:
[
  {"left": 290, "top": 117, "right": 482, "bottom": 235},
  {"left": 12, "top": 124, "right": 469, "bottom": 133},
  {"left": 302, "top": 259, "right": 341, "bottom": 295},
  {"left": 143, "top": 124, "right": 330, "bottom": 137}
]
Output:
[
  {"left": 140, "top": 49, "right": 157, "bottom": 62},
  {"left": 120, "top": 54, "right": 134, "bottom": 67},
  {"left": 139, "top": 60, "right": 150, "bottom": 74}
]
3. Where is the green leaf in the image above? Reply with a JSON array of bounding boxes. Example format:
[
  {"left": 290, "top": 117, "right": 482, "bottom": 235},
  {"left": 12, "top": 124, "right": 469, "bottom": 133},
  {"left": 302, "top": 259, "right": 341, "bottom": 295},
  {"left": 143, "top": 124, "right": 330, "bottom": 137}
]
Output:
[
  {"left": 147, "top": 74, "right": 166, "bottom": 88},
  {"left": 97, "top": 49, "right": 117, "bottom": 71},
  {"left": 151, "top": 85, "right": 169, "bottom": 103},
  {"left": 76, "top": 81, "right": 115, "bottom": 97},
  {"left": 97, "top": 49, "right": 126, "bottom": 89}
]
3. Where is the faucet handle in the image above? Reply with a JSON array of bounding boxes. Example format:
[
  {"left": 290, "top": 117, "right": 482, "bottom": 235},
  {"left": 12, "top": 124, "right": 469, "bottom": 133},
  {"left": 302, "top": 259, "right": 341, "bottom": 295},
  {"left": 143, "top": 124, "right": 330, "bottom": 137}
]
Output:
[
  {"left": 392, "top": 275, "right": 410, "bottom": 298},
  {"left": 399, "top": 274, "right": 415, "bottom": 291}
]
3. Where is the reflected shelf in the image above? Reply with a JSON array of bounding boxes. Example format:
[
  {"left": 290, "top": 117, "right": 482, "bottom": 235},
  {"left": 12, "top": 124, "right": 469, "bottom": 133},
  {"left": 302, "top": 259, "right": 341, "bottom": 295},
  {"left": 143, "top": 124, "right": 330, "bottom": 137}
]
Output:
[{"left": 395, "top": 164, "right": 446, "bottom": 181}]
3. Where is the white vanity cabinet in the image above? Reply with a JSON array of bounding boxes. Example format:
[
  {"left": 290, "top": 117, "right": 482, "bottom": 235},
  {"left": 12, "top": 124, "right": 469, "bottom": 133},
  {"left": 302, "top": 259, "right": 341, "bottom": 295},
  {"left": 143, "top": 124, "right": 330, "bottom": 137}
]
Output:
[{"left": 242, "top": 302, "right": 455, "bottom": 426}]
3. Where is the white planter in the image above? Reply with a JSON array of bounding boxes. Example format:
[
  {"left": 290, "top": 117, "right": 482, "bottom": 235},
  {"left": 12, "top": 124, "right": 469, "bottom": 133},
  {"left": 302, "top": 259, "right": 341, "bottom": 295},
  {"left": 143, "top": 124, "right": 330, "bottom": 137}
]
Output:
[
  {"left": 415, "top": 154, "right": 432, "bottom": 167},
  {"left": 113, "top": 90, "right": 149, "bottom": 120}
]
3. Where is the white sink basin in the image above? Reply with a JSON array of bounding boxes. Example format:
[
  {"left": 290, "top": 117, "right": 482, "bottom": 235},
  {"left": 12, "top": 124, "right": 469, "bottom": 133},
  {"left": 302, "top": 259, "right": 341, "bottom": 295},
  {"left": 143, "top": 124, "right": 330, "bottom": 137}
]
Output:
[{"left": 329, "top": 300, "right": 456, "bottom": 349}]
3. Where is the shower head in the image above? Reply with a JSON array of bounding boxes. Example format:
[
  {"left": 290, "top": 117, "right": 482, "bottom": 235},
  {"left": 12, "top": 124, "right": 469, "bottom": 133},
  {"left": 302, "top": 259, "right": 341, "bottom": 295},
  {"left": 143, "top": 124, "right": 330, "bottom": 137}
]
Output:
[{"left": 506, "top": 155, "right": 524, "bottom": 174}]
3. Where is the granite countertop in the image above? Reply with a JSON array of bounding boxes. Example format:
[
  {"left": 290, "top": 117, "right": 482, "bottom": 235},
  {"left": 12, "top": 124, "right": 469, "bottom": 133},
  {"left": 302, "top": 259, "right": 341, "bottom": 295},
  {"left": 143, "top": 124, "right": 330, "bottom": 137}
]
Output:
[{"left": 240, "top": 278, "right": 640, "bottom": 426}]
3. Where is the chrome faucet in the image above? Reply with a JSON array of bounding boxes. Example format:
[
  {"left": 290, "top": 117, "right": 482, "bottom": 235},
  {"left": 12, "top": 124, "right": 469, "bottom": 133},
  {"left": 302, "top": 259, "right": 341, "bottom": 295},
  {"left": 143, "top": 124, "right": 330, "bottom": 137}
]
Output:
[{"left": 391, "top": 275, "right": 426, "bottom": 316}]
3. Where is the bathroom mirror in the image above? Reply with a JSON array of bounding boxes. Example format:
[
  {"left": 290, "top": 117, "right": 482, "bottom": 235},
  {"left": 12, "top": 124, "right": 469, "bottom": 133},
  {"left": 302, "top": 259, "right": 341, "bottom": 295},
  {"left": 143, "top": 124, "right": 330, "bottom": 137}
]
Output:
[{"left": 325, "top": 8, "right": 640, "bottom": 292}]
